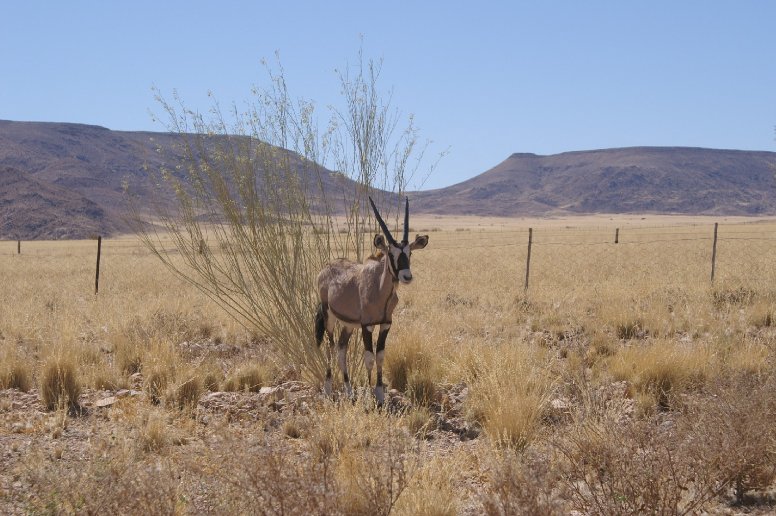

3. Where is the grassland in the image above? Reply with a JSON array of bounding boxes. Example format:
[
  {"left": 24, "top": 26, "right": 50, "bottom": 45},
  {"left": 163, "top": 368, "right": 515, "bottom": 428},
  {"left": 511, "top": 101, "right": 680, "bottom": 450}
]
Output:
[{"left": 1, "top": 215, "right": 776, "bottom": 514}]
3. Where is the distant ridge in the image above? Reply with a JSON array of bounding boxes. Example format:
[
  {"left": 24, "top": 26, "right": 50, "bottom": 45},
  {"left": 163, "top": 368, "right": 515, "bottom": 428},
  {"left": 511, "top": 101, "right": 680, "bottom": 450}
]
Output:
[
  {"left": 412, "top": 146, "right": 776, "bottom": 216},
  {"left": 2, "top": 120, "right": 776, "bottom": 239}
]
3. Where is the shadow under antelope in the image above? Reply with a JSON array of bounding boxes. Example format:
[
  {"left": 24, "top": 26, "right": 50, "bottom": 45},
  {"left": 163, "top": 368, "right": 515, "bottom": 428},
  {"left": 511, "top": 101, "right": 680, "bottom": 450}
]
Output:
[{"left": 315, "top": 197, "right": 429, "bottom": 406}]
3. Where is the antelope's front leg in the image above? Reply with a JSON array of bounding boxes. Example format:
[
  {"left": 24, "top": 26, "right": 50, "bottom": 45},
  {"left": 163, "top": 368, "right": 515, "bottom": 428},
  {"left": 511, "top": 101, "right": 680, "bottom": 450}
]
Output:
[
  {"left": 362, "top": 325, "right": 375, "bottom": 387},
  {"left": 375, "top": 323, "right": 390, "bottom": 407},
  {"left": 338, "top": 329, "right": 353, "bottom": 399}
]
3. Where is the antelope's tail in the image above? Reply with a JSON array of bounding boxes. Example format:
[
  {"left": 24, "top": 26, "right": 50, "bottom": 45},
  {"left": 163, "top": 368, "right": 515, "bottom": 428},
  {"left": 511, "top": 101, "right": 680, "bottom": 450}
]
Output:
[{"left": 315, "top": 302, "right": 326, "bottom": 347}]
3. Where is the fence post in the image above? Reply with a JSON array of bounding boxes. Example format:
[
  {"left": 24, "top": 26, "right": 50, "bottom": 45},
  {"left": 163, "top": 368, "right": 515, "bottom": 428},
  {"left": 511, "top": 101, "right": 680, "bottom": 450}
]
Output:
[
  {"left": 95, "top": 236, "right": 102, "bottom": 294},
  {"left": 614, "top": 228, "right": 619, "bottom": 244},
  {"left": 17, "top": 240, "right": 20, "bottom": 254},
  {"left": 524, "top": 228, "right": 533, "bottom": 293},
  {"left": 710, "top": 222, "right": 718, "bottom": 284}
]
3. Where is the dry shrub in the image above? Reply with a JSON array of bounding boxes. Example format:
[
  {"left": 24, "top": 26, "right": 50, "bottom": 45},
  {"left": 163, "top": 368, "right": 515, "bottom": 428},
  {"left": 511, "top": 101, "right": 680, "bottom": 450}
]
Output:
[
  {"left": 712, "top": 286, "right": 756, "bottom": 308},
  {"left": 204, "top": 436, "right": 340, "bottom": 514},
  {"left": 24, "top": 450, "right": 178, "bottom": 514},
  {"left": 747, "top": 302, "right": 775, "bottom": 328},
  {"left": 139, "top": 410, "right": 169, "bottom": 453},
  {"left": 0, "top": 348, "right": 32, "bottom": 391},
  {"left": 145, "top": 364, "right": 174, "bottom": 404},
  {"left": 335, "top": 426, "right": 416, "bottom": 516},
  {"left": 556, "top": 419, "right": 725, "bottom": 515},
  {"left": 606, "top": 339, "right": 711, "bottom": 412},
  {"left": 113, "top": 333, "right": 144, "bottom": 374},
  {"left": 465, "top": 343, "right": 554, "bottom": 449},
  {"left": 168, "top": 369, "right": 204, "bottom": 409},
  {"left": 481, "top": 449, "right": 569, "bottom": 516},
  {"left": 197, "top": 360, "right": 223, "bottom": 391},
  {"left": 556, "top": 373, "right": 776, "bottom": 514},
  {"left": 404, "top": 406, "right": 434, "bottom": 437},
  {"left": 687, "top": 374, "right": 776, "bottom": 504},
  {"left": 222, "top": 361, "right": 273, "bottom": 392},
  {"left": 39, "top": 354, "right": 81, "bottom": 410},
  {"left": 87, "top": 363, "right": 129, "bottom": 391},
  {"left": 614, "top": 317, "right": 646, "bottom": 340},
  {"left": 724, "top": 338, "right": 770, "bottom": 376},
  {"left": 384, "top": 332, "right": 440, "bottom": 406},
  {"left": 393, "top": 457, "right": 459, "bottom": 516}
]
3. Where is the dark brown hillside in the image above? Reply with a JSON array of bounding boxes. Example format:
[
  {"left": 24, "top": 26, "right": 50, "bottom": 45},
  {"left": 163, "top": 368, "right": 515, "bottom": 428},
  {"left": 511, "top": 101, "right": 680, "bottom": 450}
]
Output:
[
  {"left": 413, "top": 147, "right": 776, "bottom": 216},
  {"left": 0, "top": 166, "right": 118, "bottom": 239},
  {"left": 0, "top": 120, "right": 359, "bottom": 239},
  {"left": 3, "top": 119, "right": 776, "bottom": 239}
]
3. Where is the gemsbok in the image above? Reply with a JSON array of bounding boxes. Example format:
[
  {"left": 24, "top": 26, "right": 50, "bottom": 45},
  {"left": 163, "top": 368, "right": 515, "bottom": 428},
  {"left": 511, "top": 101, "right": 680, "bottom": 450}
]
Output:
[{"left": 315, "top": 196, "right": 429, "bottom": 406}]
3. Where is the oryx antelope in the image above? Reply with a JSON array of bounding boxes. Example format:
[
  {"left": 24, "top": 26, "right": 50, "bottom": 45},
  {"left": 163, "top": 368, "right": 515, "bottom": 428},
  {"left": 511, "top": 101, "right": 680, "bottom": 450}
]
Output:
[{"left": 315, "top": 196, "right": 429, "bottom": 405}]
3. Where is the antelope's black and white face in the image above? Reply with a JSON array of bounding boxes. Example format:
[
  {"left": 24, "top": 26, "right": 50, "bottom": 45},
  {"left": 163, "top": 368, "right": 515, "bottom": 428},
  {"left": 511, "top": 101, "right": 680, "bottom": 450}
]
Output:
[
  {"left": 374, "top": 234, "right": 429, "bottom": 284},
  {"left": 369, "top": 196, "right": 429, "bottom": 285}
]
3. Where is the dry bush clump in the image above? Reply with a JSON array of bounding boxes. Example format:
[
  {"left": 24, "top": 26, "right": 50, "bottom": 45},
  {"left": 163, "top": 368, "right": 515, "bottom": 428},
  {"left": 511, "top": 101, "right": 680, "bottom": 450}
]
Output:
[
  {"left": 222, "top": 361, "right": 274, "bottom": 392},
  {"left": 686, "top": 374, "right": 776, "bottom": 504},
  {"left": 554, "top": 370, "right": 776, "bottom": 514},
  {"left": 197, "top": 359, "right": 223, "bottom": 391},
  {"left": 606, "top": 339, "right": 712, "bottom": 412},
  {"left": 481, "top": 449, "right": 569, "bottom": 516},
  {"left": 24, "top": 451, "right": 179, "bottom": 515},
  {"left": 139, "top": 409, "right": 170, "bottom": 453},
  {"left": 384, "top": 332, "right": 441, "bottom": 406},
  {"left": 0, "top": 348, "right": 32, "bottom": 392},
  {"left": 205, "top": 438, "right": 341, "bottom": 515},
  {"left": 167, "top": 369, "right": 204, "bottom": 409},
  {"left": 465, "top": 343, "right": 555, "bottom": 449},
  {"left": 39, "top": 354, "right": 81, "bottom": 411}
]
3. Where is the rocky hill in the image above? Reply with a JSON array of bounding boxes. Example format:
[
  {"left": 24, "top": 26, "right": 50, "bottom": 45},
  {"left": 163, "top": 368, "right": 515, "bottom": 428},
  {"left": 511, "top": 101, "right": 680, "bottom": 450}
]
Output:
[
  {"left": 413, "top": 147, "right": 776, "bottom": 216},
  {"left": 2, "top": 120, "right": 776, "bottom": 239}
]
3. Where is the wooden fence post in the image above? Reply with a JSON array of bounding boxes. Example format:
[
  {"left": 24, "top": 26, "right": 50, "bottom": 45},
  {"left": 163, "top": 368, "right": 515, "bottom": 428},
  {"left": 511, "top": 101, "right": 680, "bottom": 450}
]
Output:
[
  {"left": 524, "top": 228, "right": 533, "bottom": 293},
  {"left": 615, "top": 228, "right": 619, "bottom": 244},
  {"left": 95, "top": 236, "right": 102, "bottom": 294},
  {"left": 17, "top": 240, "right": 21, "bottom": 254},
  {"left": 710, "top": 223, "right": 718, "bottom": 283}
]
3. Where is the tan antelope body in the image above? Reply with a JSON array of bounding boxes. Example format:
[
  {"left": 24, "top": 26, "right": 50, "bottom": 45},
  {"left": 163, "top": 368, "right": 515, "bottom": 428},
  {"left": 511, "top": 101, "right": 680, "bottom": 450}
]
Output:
[{"left": 315, "top": 197, "right": 428, "bottom": 405}]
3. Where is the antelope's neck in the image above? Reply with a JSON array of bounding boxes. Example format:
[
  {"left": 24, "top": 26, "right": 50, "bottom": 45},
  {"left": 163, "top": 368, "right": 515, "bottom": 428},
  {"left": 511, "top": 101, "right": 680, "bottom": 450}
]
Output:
[{"left": 381, "top": 253, "right": 398, "bottom": 291}]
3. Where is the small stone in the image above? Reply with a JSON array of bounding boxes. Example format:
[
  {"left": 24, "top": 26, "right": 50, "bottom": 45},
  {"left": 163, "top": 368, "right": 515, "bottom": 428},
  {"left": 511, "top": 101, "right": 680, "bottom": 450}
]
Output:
[
  {"left": 95, "top": 396, "right": 118, "bottom": 408},
  {"left": 116, "top": 389, "right": 131, "bottom": 398}
]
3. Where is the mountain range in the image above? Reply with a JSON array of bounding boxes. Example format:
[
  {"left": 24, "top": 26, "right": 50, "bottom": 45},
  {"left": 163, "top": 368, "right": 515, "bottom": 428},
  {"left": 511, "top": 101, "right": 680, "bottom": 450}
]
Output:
[{"left": 1, "top": 120, "right": 775, "bottom": 239}]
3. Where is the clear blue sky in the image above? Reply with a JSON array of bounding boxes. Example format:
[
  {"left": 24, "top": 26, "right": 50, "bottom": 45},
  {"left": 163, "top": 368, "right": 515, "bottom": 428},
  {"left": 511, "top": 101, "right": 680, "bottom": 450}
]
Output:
[{"left": 2, "top": 1, "right": 775, "bottom": 189}]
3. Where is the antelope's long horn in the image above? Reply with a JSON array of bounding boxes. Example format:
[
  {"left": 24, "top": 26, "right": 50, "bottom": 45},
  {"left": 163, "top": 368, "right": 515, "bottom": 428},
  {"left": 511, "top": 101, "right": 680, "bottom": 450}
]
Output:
[
  {"left": 403, "top": 197, "right": 409, "bottom": 244},
  {"left": 369, "top": 196, "right": 396, "bottom": 245}
]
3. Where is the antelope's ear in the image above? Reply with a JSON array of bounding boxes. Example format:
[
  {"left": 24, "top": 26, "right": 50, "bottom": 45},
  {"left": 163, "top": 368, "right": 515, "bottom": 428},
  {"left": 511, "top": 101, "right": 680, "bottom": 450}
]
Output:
[
  {"left": 374, "top": 234, "right": 388, "bottom": 250},
  {"left": 410, "top": 234, "right": 429, "bottom": 250}
]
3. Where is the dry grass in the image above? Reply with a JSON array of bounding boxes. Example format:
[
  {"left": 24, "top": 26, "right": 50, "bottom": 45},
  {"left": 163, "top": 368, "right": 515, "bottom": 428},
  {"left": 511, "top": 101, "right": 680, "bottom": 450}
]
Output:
[
  {"left": 39, "top": 354, "right": 81, "bottom": 411},
  {"left": 222, "top": 361, "right": 274, "bottom": 392},
  {"left": 3, "top": 218, "right": 776, "bottom": 513}
]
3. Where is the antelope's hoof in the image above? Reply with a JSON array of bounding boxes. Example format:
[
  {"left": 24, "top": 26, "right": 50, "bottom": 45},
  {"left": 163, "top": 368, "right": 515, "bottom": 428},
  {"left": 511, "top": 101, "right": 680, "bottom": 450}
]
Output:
[
  {"left": 344, "top": 382, "right": 354, "bottom": 400},
  {"left": 374, "top": 385, "right": 385, "bottom": 407}
]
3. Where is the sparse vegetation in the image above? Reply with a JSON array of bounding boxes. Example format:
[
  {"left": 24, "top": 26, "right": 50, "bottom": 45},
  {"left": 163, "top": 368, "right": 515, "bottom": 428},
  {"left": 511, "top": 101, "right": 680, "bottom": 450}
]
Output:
[{"left": 3, "top": 217, "right": 776, "bottom": 513}]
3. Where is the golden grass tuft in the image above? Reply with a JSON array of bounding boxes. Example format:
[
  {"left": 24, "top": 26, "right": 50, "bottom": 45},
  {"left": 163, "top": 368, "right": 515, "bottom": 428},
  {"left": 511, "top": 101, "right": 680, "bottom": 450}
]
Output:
[
  {"left": 0, "top": 349, "right": 32, "bottom": 392},
  {"left": 384, "top": 331, "right": 441, "bottom": 406},
  {"left": 139, "top": 410, "right": 169, "bottom": 453},
  {"left": 39, "top": 354, "right": 82, "bottom": 410},
  {"left": 465, "top": 343, "right": 555, "bottom": 449},
  {"left": 607, "top": 339, "right": 712, "bottom": 410},
  {"left": 222, "top": 361, "right": 273, "bottom": 392},
  {"left": 168, "top": 369, "right": 204, "bottom": 409}
]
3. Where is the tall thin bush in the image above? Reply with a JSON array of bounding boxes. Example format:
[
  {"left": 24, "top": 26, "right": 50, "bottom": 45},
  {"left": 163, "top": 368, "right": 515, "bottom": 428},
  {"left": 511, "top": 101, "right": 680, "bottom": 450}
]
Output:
[{"left": 133, "top": 52, "right": 436, "bottom": 383}]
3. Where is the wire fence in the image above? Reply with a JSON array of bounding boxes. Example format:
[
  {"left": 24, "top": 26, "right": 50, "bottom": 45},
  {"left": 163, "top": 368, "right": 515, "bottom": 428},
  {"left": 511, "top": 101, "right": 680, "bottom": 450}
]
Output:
[{"left": 5, "top": 220, "right": 776, "bottom": 295}]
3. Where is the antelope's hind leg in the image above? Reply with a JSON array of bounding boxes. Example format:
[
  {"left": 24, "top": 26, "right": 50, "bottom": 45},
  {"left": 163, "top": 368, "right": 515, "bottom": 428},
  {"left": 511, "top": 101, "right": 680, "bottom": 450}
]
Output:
[
  {"left": 318, "top": 304, "right": 336, "bottom": 397},
  {"left": 338, "top": 328, "right": 353, "bottom": 399},
  {"left": 362, "top": 325, "right": 375, "bottom": 387},
  {"left": 324, "top": 330, "right": 335, "bottom": 397}
]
